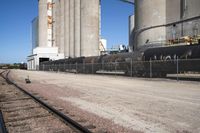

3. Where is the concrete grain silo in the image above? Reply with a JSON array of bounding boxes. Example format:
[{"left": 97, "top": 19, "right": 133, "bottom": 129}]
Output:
[
  {"left": 69, "top": 0, "right": 75, "bottom": 58},
  {"left": 74, "top": 0, "right": 81, "bottom": 57},
  {"left": 59, "top": 0, "right": 65, "bottom": 54},
  {"left": 134, "top": 0, "right": 167, "bottom": 50},
  {"left": 81, "top": 0, "right": 100, "bottom": 57},
  {"left": 64, "top": 0, "right": 70, "bottom": 58},
  {"left": 54, "top": 0, "right": 60, "bottom": 48},
  {"left": 129, "top": 15, "right": 135, "bottom": 52},
  {"left": 38, "top": 0, "right": 48, "bottom": 47}
]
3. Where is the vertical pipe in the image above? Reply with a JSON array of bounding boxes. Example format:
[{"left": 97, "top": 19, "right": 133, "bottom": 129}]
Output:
[
  {"left": 74, "top": 0, "right": 81, "bottom": 57},
  {"left": 69, "top": 0, "right": 75, "bottom": 58},
  {"left": 64, "top": 0, "right": 70, "bottom": 58}
]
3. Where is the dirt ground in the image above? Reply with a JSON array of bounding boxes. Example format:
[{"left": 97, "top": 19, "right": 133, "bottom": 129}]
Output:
[{"left": 9, "top": 70, "right": 200, "bottom": 133}]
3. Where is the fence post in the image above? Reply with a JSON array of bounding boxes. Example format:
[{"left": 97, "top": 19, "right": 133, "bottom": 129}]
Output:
[
  {"left": 115, "top": 61, "right": 117, "bottom": 76},
  {"left": 76, "top": 63, "right": 78, "bottom": 74},
  {"left": 83, "top": 61, "right": 85, "bottom": 74},
  {"left": 150, "top": 59, "right": 152, "bottom": 78},
  {"left": 131, "top": 58, "right": 133, "bottom": 77},
  {"left": 177, "top": 57, "right": 179, "bottom": 81},
  {"left": 64, "top": 63, "right": 65, "bottom": 72},
  {"left": 92, "top": 61, "right": 94, "bottom": 74}
]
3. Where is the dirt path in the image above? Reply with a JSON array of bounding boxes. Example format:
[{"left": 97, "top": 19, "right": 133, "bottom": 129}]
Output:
[{"left": 10, "top": 70, "right": 200, "bottom": 133}]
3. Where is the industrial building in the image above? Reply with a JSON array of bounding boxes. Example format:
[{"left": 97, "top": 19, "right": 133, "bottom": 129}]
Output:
[
  {"left": 129, "top": 0, "right": 200, "bottom": 51},
  {"left": 28, "top": 0, "right": 200, "bottom": 70},
  {"left": 27, "top": 0, "right": 100, "bottom": 70}
]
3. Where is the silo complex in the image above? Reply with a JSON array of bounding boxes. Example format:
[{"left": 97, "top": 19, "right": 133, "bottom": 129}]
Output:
[
  {"left": 28, "top": 0, "right": 100, "bottom": 70},
  {"left": 52, "top": 0, "right": 100, "bottom": 58}
]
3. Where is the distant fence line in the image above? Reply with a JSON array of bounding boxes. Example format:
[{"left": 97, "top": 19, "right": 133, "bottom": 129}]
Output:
[{"left": 39, "top": 58, "right": 200, "bottom": 78}]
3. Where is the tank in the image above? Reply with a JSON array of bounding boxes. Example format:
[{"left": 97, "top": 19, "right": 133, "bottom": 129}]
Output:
[
  {"left": 38, "top": 0, "right": 48, "bottom": 47},
  {"left": 81, "top": 0, "right": 100, "bottom": 57},
  {"left": 74, "top": 0, "right": 81, "bottom": 57},
  {"left": 69, "top": 0, "right": 75, "bottom": 58},
  {"left": 129, "top": 15, "right": 135, "bottom": 52},
  {"left": 64, "top": 0, "right": 70, "bottom": 58},
  {"left": 60, "top": 0, "right": 65, "bottom": 54},
  {"left": 134, "top": 0, "right": 167, "bottom": 50}
]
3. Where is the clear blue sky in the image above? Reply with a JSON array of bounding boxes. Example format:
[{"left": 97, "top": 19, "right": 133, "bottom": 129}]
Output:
[{"left": 0, "top": 0, "right": 133, "bottom": 63}]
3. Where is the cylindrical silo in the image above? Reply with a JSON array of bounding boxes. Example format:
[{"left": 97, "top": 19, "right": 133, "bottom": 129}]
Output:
[
  {"left": 129, "top": 15, "right": 135, "bottom": 52},
  {"left": 81, "top": 0, "right": 100, "bottom": 57},
  {"left": 54, "top": 0, "right": 61, "bottom": 48},
  {"left": 69, "top": 0, "right": 75, "bottom": 58},
  {"left": 134, "top": 0, "right": 167, "bottom": 50},
  {"left": 38, "top": 0, "right": 48, "bottom": 47},
  {"left": 59, "top": 0, "right": 65, "bottom": 54},
  {"left": 74, "top": 0, "right": 81, "bottom": 57},
  {"left": 64, "top": 0, "right": 70, "bottom": 58}
]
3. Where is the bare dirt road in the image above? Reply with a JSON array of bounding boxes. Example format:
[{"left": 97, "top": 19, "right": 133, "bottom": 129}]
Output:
[{"left": 10, "top": 70, "right": 200, "bottom": 133}]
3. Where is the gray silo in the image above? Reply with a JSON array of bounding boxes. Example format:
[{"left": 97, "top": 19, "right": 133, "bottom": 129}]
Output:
[
  {"left": 59, "top": 0, "right": 65, "bottom": 54},
  {"left": 129, "top": 15, "right": 135, "bottom": 52},
  {"left": 134, "top": 0, "right": 167, "bottom": 50},
  {"left": 81, "top": 0, "right": 100, "bottom": 57},
  {"left": 69, "top": 0, "right": 75, "bottom": 58},
  {"left": 64, "top": 0, "right": 70, "bottom": 58},
  {"left": 74, "top": 0, "right": 81, "bottom": 57},
  {"left": 38, "top": 0, "right": 48, "bottom": 47}
]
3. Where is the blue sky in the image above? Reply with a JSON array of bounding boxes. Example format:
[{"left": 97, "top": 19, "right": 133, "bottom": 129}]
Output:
[{"left": 0, "top": 0, "right": 133, "bottom": 63}]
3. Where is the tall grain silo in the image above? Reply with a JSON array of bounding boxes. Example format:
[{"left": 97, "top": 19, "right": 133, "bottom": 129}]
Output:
[
  {"left": 54, "top": 0, "right": 60, "bottom": 48},
  {"left": 69, "top": 0, "right": 75, "bottom": 58},
  {"left": 129, "top": 15, "right": 135, "bottom": 52},
  {"left": 59, "top": 0, "right": 65, "bottom": 54},
  {"left": 74, "top": 0, "right": 81, "bottom": 57},
  {"left": 81, "top": 0, "right": 100, "bottom": 57},
  {"left": 134, "top": 0, "right": 167, "bottom": 50},
  {"left": 64, "top": 0, "right": 70, "bottom": 58},
  {"left": 38, "top": 0, "right": 48, "bottom": 47}
]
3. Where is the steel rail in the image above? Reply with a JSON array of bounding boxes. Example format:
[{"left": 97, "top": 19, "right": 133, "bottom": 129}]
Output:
[
  {"left": 1, "top": 70, "right": 92, "bottom": 133},
  {"left": 0, "top": 70, "right": 8, "bottom": 133},
  {"left": 0, "top": 111, "right": 7, "bottom": 133}
]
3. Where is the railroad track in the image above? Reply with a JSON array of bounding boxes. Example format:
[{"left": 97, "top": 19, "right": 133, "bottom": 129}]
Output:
[{"left": 0, "top": 70, "right": 92, "bottom": 133}]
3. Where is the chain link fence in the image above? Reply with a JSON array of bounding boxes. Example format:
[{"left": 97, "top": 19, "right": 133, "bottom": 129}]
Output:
[{"left": 39, "top": 58, "right": 200, "bottom": 79}]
